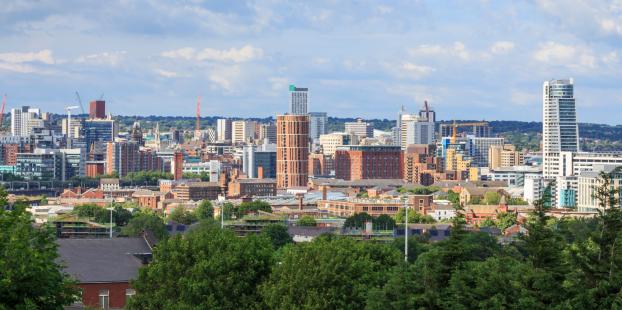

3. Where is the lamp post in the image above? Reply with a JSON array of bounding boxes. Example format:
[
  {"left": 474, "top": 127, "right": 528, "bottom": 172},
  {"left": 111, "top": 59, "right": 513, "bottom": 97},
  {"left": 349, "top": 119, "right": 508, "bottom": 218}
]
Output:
[
  {"left": 404, "top": 195, "right": 409, "bottom": 262},
  {"left": 106, "top": 192, "right": 114, "bottom": 238}
]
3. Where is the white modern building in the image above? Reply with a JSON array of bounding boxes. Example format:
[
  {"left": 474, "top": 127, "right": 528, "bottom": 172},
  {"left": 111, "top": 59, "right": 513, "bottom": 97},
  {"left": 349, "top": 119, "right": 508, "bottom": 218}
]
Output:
[
  {"left": 542, "top": 79, "right": 579, "bottom": 178},
  {"left": 232, "top": 120, "right": 256, "bottom": 144},
  {"left": 289, "top": 84, "right": 308, "bottom": 115},
  {"left": 216, "top": 119, "right": 232, "bottom": 142},
  {"left": 577, "top": 165, "right": 622, "bottom": 212},
  {"left": 11, "top": 106, "right": 44, "bottom": 137},
  {"left": 345, "top": 118, "right": 373, "bottom": 139},
  {"left": 400, "top": 114, "right": 434, "bottom": 149},
  {"left": 489, "top": 165, "right": 541, "bottom": 187}
]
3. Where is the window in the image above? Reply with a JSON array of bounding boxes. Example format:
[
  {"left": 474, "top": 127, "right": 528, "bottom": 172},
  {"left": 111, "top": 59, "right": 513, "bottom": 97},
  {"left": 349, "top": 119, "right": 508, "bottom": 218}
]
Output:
[
  {"left": 126, "top": 288, "right": 136, "bottom": 300},
  {"left": 99, "top": 289, "right": 109, "bottom": 309}
]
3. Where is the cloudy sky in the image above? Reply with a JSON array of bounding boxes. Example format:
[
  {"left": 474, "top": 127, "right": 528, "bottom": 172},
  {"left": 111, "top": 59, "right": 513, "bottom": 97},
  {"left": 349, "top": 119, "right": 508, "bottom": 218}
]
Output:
[{"left": 1, "top": 0, "right": 621, "bottom": 124}]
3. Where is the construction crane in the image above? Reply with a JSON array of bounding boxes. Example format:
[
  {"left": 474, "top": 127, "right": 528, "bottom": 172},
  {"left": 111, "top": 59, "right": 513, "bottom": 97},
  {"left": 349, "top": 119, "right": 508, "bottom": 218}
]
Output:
[
  {"left": 0, "top": 94, "right": 6, "bottom": 130},
  {"left": 195, "top": 96, "right": 201, "bottom": 138},
  {"left": 440, "top": 121, "right": 489, "bottom": 144},
  {"left": 74, "top": 91, "right": 85, "bottom": 114},
  {"left": 65, "top": 105, "right": 80, "bottom": 148}
]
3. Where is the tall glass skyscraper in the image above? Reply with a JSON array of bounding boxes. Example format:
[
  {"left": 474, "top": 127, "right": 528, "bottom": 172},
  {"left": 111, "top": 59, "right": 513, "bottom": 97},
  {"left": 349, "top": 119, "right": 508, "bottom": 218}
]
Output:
[
  {"left": 288, "top": 85, "right": 308, "bottom": 115},
  {"left": 542, "top": 78, "right": 579, "bottom": 178}
]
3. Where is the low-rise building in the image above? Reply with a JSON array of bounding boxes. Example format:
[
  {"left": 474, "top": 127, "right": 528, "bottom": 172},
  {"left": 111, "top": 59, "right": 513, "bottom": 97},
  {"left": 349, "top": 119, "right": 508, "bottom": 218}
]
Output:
[
  {"left": 173, "top": 181, "right": 220, "bottom": 201},
  {"left": 228, "top": 178, "right": 277, "bottom": 198},
  {"left": 318, "top": 195, "right": 433, "bottom": 217}
]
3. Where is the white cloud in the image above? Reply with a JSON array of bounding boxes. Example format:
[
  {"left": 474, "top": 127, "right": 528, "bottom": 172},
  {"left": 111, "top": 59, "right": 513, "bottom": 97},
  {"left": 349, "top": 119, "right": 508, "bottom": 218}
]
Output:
[
  {"left": 602, "top": 51, "right": 619, "bottom": 64},
  {"left": 154, "top": 68, "right": 179, "bottom": 78},
  {"left": 268, "top": 77, "right": 288, "bottom": 91},
  {"left": 75, "top": 51, "right": 126, "bottom": 66},
  {"left": 377, "top": 5, "right": 394, "bottom": 15},
  {"left": 0, "top": 49, "right": 54, "bottom": 64},
  {"left": 208, "top": 65, "right": 242, "bottom": 92},
  {"left": 313, "top": 57, "right": 330, "bottom": 65},
  {"left": 510, "top": 90, "right": 538, "bottom": 106},
  {"left": 532, "top": 41, "right": 598, "bottom": 70},
  {"left": 533, "top": 42, "right": 576, "bottom": 62},
  {"left": 0, "top": 62, "right": 36, "bottom": 73},
  {"left": 400, "top": 62, "right": 435, "bottom": 78},
  {"left": 490, "top": 41, "right": 515, "bottom": 54},
  {"left": 161, "top": 45, "right": 263, "bottom": 63},
  {"left": 409, "top": 42, "right": 470, "bottom": 60}
]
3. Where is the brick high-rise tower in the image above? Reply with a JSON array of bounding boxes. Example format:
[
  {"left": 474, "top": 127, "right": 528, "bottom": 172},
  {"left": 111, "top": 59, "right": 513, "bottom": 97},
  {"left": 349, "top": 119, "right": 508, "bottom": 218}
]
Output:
[
  {"left": 89, "top": 100, "right": 106, "bottom": 119},
  {"left": 276, "top": 114, "right": 309, "bottom": 189}
]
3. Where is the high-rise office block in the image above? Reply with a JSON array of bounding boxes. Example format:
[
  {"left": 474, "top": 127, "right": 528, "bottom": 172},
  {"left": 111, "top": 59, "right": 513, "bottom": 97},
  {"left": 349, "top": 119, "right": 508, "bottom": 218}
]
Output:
[
  {"left": 243, "top": 144, "right": 277, "bottom": 179},
  {"left": 276, "top": 114, "right": 309, "bottom": 189},
  {"left": 106, "top": 140, "right": 139, "bottom": 177},
  {"left": 89, "top": 100, "right": 106, "bottom": 119},
  {"left": 232, "top": 120, "right": 256, "bottom": 144},
  {"left": 258, "top": 123, "right": 277, "bottom": 144},
  {"left": 319, "top": 132, "right": 358, "bottom": 156},
  {"left": 309, "top": 112, "right": 327, "bottom": 140},
  {"left": 400, "top": 114, "right": 435, "bottom": 149},
  {"left": 216, "top": 119, "right": 232, "bottom": 141},
  {"left": 11, "top": 106, "right": 43, "bottom": 137},
  {"left": 542, "top": 79, "right": 579, "bottom": 178},
  {"left": 467, "top": 136, "right": 504, "bottom": 167},
  {"left": 345, "top": 118, "right": 373, "bottom": 138},
  {"left": 84, "top": 118, "right": 118, "bottom": 153},
  {"left": 288, "top": 85, "right": 308, "bottom": 115}
]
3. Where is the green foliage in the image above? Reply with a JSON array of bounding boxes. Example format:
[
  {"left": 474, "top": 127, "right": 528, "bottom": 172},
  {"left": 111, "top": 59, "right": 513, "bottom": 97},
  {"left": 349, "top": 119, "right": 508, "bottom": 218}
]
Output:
[
  {"left": 496, "top": 211, "right": 518, "bottom": 232},
  {"left": 484, "top": 191, "right": 501, "bottom": 205},
  {"left": 122, "top": 212, "right": 168, "bottom": 240},
  {"left": 480, "top": 217, "right": 496, "bottom": 228},
  {"left": 167, "top": 205, "right": 197, "bottom": 225},
  {"left": 196, "top": 200, "right": 214, "bottom": 220},
  {"left": 72, "top": 204, "right": 133, "bottom": 226},
  {"left": 469, "top": 196, "right": 482, "bottom": 204},
  {"left": 394, "top": 208, "right": 436, "bottom": 224},
  {"left": 237, "top": 200, "right": 272, "bottom": 217},
  {"left": 297, "top": 215, "right": 317, "bottom": 227},
  {"left": 123, "top": 171, "right": 173, "bottom": 185},
  {"left": 397, "top": 185, "right": 441, "bottom": 195},
  {"left": 260, "top": 236, "right": 401, "bottom": 309},
  {"left": 447, "top": 190, "right": 460, "bottom": 204},
  {"left": 0, "top": 190, "right": 79, "bottom": 308},
  {"left": 508, "top": 197, "right": 529, "bottom": 205},
  {"left": 128, "top": 223, "right": 274, "bottom": 309},
  {"left": 261, "top": 224, "right": 293, "bottom": 249},
  {"left": 182, "top": 172, "right": 210, "bottom": 181},
  {"left": 343, "top": 212, "right": 396, "bottom": 230}
]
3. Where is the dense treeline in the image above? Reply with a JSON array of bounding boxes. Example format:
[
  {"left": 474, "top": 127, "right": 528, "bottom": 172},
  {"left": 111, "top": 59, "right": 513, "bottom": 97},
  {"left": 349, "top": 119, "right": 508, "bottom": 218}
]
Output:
[{"left": 124, "top": 170, "right": 622, "bottom": 309}]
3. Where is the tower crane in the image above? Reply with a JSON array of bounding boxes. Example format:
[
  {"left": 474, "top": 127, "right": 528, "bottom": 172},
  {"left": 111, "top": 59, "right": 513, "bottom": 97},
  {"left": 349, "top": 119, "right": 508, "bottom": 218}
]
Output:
[
  {"left": 440, "top": 121, "right": 490, "bottom": 144},
  {"left": 0, "top": 94, "right": 6, "bottom": 130},
  {"left": 74, "top": 91, "right": 85, "bottom": 114}
]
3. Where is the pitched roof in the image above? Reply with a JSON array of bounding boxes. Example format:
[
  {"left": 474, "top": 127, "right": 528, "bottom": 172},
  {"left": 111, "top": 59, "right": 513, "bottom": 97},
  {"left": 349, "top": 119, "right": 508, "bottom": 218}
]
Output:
[{"left": 57, "top": 238, "right": 151, "bottom": 283}]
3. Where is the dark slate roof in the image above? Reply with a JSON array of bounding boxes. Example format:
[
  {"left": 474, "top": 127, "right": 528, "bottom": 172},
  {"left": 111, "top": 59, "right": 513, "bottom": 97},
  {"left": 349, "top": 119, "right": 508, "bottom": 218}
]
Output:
[
  {"left": 57, "top": 238, "right": 151, "bottom": 283},
  {"left": 287, "top": 226, "right": 337, "bottom": 237}
]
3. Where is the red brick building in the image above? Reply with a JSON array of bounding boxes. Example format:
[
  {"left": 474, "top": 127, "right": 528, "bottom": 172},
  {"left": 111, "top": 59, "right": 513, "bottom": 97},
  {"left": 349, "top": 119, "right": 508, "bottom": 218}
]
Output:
[
  {"left": 276, "top": 114, "right": 309, "bottom": 189},
  {"left": 57, "top": 238, "right": 151, "bottom": 309},
  {"left": 89, "top": 100, "right": 106, "bottom": 119},
  {"left": 334, "top": 145, "right": 403, "bottom": 181},
  {"left": 172, "top": 151, "right": 183, "bottom": 180}
]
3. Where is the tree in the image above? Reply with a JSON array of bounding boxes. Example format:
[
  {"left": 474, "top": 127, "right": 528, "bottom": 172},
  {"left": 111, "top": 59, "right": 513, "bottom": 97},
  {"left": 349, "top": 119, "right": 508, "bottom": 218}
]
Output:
[
  {"left": 447, "top": 190, "right": 460, "bottom": 204},
  {"left": 128, "top": 224, "right": 274, "bottom": 309},
  {"left": 260, "top": 236, "right": 401, "bottom": 309},
  {"left": 168, "top": 205, "right": 197, "bottom": 225},
  {"left": 374, "top": 214, "right": 396, "bottom": 230},
  {"left": 479, "top": 217, "right": 496, "bottom": 228},
  {"left": 261, "top": 224, "right": 293, "bottom": 248},
  {"left": 297, "top": 215, "right": 317, "bottom": 227},
  {"left": 0, "top": 196, "right": 79, "bottom": 308},
  {"left": 484, "top": 191, "right": 501, "bottom": 205},
  {"left": 566, "top": 167, "right": 622, "bottom": 308},
  {"left": 344, "top": 212, "right": 373, "bottom": 229},
  {"left": 394, "top": 208, "right": 436, "bottom": 224},
  {"left": 196, "top": 200, "right": 214, "bottom": 220},
  {"left": 237, "top": 200, "right": 272, "bottom": 216},
  {"left": 122, "top": 212, "right": 168, "bottom": 240},
  {"left": 496, "top": 211, "right": 517, "bottom": 232}
]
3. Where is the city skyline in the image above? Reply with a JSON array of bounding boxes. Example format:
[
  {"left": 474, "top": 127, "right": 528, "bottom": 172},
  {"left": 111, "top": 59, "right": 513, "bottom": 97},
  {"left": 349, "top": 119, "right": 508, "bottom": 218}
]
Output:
[{"left": 1, "top": 1, "right": 622, "bottom": 124}]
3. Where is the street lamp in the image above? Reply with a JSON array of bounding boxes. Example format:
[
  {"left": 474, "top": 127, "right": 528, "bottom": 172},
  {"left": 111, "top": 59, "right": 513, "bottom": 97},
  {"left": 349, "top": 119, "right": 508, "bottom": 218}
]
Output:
[
  {"left": 404, "top": 195, "right": 409, "bottom": 262},
  {"left": 106, "top": 192, "right": 115, "bottom": 238}
]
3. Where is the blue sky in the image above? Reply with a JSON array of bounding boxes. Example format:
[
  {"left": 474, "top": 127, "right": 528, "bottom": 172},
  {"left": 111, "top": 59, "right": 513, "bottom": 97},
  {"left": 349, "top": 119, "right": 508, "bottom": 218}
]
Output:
[{"left": 1, "top": 0, "right": 621, "bottom": 124}]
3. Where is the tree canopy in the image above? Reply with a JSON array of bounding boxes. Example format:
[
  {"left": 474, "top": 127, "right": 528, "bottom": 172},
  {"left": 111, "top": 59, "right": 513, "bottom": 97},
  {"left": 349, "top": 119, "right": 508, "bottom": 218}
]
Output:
[
  {"left": 0, "top": 192, "right": 79, "bottom": 308},
  {"left": 128, "top": 223, "right": 274, "bottom": 309}
]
